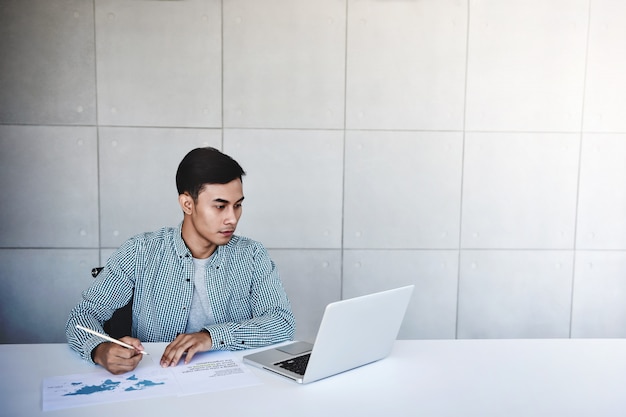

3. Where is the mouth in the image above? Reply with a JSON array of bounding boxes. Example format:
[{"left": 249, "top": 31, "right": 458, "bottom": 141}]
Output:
[{"left": 219, "top": 230, "right": 234, "bottom": 237}]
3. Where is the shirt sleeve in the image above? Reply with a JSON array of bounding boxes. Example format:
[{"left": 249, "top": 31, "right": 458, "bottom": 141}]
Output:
[
  {"left": 65, "top": 239, "right": 136, "bottom": 364},
  {"left": 204, "top": 242, "right": 296, "bottom": 350}
]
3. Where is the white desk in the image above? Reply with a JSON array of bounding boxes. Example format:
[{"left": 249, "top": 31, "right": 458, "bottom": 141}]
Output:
[{"left": 1, "top": 339, "right": 626, "bottom": 416}]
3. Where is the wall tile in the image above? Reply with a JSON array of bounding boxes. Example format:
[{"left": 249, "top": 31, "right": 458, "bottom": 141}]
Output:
[
  {"left": 0, "top": 0, "right": 96, "bottom": 125},
  {"left": 457, "top": 250, "right": 574, "bottom": 338},
  {"left": 583, "top": 0, "right": 626, "bottom": 132},
  {"left": 95, "top": 0, "right": 221, "bottom": 127},
  {"left": 343, "top": 250, "right": 459, "bottom": 339},
  {"left": 99, "top": 127, "right": 221, "bottom": 247},
  {"left": 465, "top": 0, "right": 588, "bottom": 131},
  {"left": 0, "top": 126, "right": 98, "bottom": 248},
  {"left": 269, "top": 249, "right": 341, "bottom": 342},
  {"left": 225, "top": 129, "right": 344, "bottom": 248},
  {"left": 577, "top": 134, "right": 626, "bottom": 249},
  {"left": 344, "top": 131, "right": 463, "bottom": 249},
  {"left": 571, "top": 251, "right": 626, "bottom": 338},
  {"left": 462, "top": 133, "right": 579, "bottom": 249},
  {"left": 346, "top": 0, "right": 467, "bottom": 130},
  {"left": 0, "top": 249, "right": 99, "bottom": 343},
  {"left": 99, "top": 248, "right": 116, "bottom": 267},
  {"left": 223, "top": 0, "right": 346, "bottom": 129}
]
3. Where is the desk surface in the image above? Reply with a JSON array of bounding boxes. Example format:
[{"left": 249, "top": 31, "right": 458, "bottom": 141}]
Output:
[{"left": 2, "top": 339, "right": 626, "bottom": 417}]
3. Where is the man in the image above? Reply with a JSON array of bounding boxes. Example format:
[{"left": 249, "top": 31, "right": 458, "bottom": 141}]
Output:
[{"left": 66, "top": 147, "right": 295, "bottom": 375}]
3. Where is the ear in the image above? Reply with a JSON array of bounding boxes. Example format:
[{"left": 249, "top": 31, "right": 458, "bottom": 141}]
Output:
[{"left": 178, "top": 193, "right": 194, "bottom": 216}]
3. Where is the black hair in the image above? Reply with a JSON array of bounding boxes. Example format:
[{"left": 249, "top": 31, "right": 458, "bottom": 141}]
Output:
[{"left": 176, "top": 147, "right": 246, "bottom": 200}]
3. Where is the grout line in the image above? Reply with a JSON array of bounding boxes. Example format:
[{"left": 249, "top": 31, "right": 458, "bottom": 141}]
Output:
[
  {"left": 454, "top": 0, "right": 472, "bottom": 340},
  {"left": 5, "top": 247, "right": 626, "bottom": 252},
  {"left": 568, "top": 0, "right": 593, "bottom": 338},
  {"left": 339, "top": 0, "right": 350, "bottom": 301},
  {"left": 92, "top": 0, "right": 103, "bottom": 264},
  {"left": 1, "top": 121, "right": 624, "bottom": 136},
  {"left": 220, "top": 0, "right": 225, "bottom": 150}
]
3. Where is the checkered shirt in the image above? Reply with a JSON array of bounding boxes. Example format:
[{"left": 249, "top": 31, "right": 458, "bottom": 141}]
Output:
[{"left": 66, "top": 224, "right": 296, "bottom": 363}]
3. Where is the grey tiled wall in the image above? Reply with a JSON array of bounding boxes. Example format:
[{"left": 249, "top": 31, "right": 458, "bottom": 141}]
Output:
[{"left": 1, "top": 0, "right": 625, "bottom": 343}]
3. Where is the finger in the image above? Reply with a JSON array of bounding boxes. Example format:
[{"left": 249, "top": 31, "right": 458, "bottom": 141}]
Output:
[
  {"left": 109, "top": 355, "right": 136, "bottom": 373},
  {"left": 160, "top": 339, "right": 177, "bottom": 366},
  {"left": 119, "top": 336, "right": 146, "bottom": 353},
  {"left": 160, "top": 339, "right": 185, "bottom": 367},
  {"left": 183, "top": 346, "right": 198, "bottom": 364},
  {"left": 180, "top": 332, "right": 211, "bottom": 364},
  {"left": 106, "top": 351, "right": 142, "bottom": 374},
  {"left": 183, "top": 338, "right": 207, "bottom": 364},
  {"left": 165, "top": 338, "right": 197, "bottom": 367},
  {"left": 108, "top": 359, "right": 139, "bottom": 375},
  {"left": 169, "top": 338, "right": 194, "bottom": 367},
  {"left": 109, "top": 343, "right": 135, "bottom": 359},
  {"left": 161, "top": 349, "right": 184, "bottom": 367}
]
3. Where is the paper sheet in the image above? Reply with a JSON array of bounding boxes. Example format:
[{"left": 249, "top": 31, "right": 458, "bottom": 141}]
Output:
[
  {"left": 42, "top": 351, "right": 261, "bottom": 411},
  {"left": 169, "top": 350, "right": 262, "bottom": 396},
  {"left": 42, "top": 366, "right": 176, "bottom": 411}
]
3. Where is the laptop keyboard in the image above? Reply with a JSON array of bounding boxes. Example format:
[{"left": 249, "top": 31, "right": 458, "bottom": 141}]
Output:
[{"left": 275, "top": 353, "right": 311, "bottom": 376}]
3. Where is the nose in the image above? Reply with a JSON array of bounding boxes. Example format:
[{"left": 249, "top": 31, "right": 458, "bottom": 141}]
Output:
[{"left": 224, "top": 206, "right": 238, "bottom": 225}]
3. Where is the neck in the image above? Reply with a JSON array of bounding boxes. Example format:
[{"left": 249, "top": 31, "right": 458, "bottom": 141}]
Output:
[{"left": 180, "top": 218, "right": 217, "bottom": 259}]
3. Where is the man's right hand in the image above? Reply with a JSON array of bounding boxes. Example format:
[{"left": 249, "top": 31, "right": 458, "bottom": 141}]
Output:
[{"left": 92, "top": 337, "right": 145, "bottom": 375}]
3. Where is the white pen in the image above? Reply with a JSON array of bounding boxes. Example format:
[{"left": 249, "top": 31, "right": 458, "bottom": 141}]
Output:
[{"left": 75, "top": 324, "right": 149, "bottom": 355}]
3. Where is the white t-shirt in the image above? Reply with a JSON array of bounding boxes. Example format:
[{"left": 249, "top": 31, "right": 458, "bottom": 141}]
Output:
[{"left": 185, "top": 256, "right": 216, "bottom": 333}]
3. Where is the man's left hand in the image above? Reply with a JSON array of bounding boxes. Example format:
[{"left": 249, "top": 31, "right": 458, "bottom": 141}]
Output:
[{"left": 160, "top": 330, "right": 213, "bottom": 367}]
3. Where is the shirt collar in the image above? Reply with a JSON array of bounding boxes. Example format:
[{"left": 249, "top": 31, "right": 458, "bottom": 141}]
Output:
[
  {"left": 173, "top": 222, "right": 238, "bottom": 261},
  {"left": 173, "top": 222, "right": 192, "bottom": 259}
]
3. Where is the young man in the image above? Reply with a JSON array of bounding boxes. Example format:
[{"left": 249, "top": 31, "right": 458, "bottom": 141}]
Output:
[{"left": 66, "top": 147, "right": 295, "bottom": 375}]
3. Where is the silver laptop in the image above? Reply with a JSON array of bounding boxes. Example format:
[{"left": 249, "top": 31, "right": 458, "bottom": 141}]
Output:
[{"left": 243, "top": 285, "right": 414, "bottom": 384}]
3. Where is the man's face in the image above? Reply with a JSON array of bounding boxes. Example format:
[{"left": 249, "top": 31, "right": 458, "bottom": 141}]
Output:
[{"left": 180, "top": 179, "right": 244, "bottom": 256}]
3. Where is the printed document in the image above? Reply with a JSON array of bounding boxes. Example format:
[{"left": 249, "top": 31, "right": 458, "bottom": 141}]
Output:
[{"left": 42, "top": 351, "right": 261, "bottom": 411}]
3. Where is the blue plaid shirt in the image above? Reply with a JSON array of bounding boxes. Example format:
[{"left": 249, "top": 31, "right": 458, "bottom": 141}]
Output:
[{"left": 66, "top": 224, "right": 295, "bottom": 363}]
